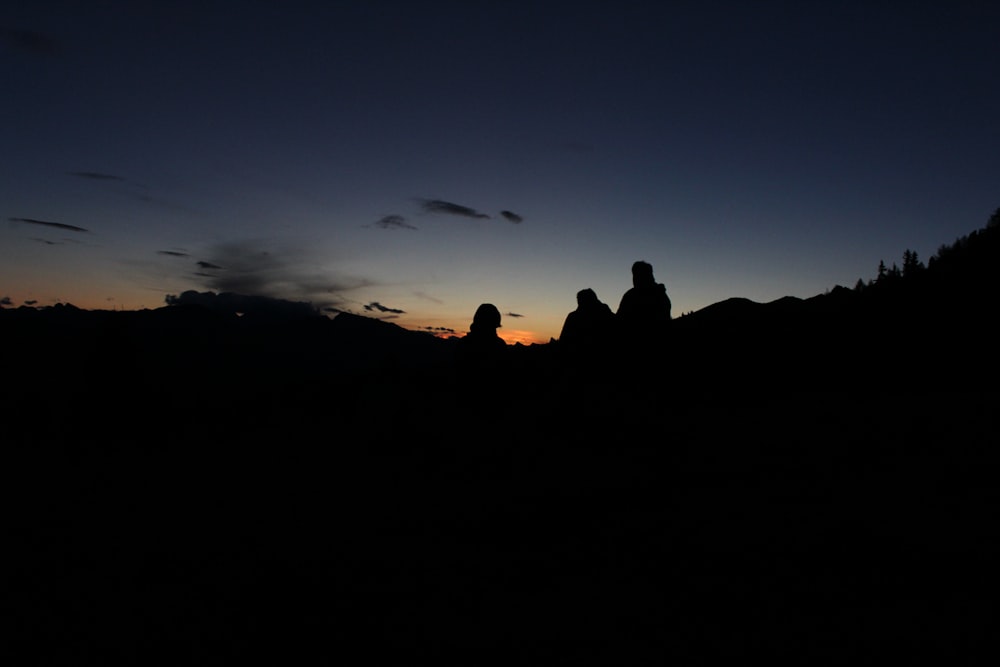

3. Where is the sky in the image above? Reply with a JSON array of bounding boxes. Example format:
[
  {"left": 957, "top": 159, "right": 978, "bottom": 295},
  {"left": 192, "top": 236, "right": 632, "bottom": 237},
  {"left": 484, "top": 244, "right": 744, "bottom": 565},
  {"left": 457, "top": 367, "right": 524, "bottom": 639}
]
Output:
[{"left": 3, "top": 0, "right": 998, "bottom": 344}]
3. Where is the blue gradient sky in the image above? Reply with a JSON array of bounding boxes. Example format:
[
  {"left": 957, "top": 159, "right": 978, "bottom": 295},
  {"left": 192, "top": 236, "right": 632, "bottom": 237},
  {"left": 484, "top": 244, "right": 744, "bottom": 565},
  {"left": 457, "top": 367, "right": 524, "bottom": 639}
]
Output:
[{"left": 3, "top": 1, "right": 998, "bottom": 343}]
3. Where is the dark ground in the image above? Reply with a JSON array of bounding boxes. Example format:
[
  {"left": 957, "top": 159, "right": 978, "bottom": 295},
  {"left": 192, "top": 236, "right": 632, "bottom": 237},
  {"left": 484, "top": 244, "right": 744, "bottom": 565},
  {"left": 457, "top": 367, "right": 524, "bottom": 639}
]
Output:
[
  {"left": 8, "top": 223, "right": 1000, "bottom": 663},
  {"left": 2, "top": 300, "right": 1000, "bottom": 665},
  {"left": 7, "top": 334, "right": 999, "bottom": 664}
]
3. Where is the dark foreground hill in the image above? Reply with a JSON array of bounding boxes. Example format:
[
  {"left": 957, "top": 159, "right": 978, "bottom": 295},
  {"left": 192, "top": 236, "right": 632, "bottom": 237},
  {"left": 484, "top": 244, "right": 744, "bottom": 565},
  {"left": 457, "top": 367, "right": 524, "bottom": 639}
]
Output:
[{"left": 5, "top": 223, "right": 999, "bottom": 664}]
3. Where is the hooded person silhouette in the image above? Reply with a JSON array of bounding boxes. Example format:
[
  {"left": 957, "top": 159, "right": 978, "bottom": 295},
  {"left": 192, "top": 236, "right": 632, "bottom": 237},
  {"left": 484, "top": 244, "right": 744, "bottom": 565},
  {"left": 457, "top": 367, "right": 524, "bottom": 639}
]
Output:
[
  {"left": 559, "top": 288, "right": 616, "bottom": 353},
  {"left": 557, "top": 287, "right": 617, "bottom": 381},
  {"left": 616, "top": 260, "right": 672, "bottom": 351}
]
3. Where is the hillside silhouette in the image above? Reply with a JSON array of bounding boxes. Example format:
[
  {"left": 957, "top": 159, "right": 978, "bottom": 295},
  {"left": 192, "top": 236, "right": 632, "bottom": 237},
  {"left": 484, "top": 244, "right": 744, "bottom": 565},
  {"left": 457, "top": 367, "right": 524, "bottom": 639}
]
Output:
[
  {"left": 6, "top": 212, "right": 998, "bottom": 405},
  {"left": 6, "top": 214, "right": 999, "bottom": 663}
]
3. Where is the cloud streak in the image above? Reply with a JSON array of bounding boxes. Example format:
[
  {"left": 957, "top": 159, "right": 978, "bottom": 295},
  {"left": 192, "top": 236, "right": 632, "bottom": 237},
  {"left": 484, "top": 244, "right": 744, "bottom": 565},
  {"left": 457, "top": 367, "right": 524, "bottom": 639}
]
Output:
[
  {"left": 363, "top": 302, "right": 405, "bottom": 314},
  {"left": 373, "top": 214, "right": 417, "bottom": 230},
  {"left": 415, "top": 199, "right": 524, "bottom": 223},
  {"left": 9, "top": 217, "right": 89, "bottom": 232},
  {"left": 178, "top": 239, "right": 371, "bottom": 316},
  {"left": 419, "top": 199, "right": 491, "bottom": 219}
]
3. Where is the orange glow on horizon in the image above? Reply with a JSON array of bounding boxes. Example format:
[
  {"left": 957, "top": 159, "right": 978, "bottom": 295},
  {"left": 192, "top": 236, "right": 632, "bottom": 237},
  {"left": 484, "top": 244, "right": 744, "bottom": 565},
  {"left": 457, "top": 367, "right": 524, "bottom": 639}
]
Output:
[
  {"left": 499, "top": 329, "right": 549, "bottom": 346},
  {"left": 419, "top": 325, "right": 549, "bottom": 346},
  {"left": 425, "top": 328, "right": 548, "bottom": 346}
]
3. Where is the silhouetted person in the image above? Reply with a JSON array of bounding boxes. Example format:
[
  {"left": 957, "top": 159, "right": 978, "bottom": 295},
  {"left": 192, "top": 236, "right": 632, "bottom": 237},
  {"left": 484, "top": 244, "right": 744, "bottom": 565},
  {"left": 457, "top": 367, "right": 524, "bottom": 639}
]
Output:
[
  {"left": 465, "top": 302, "right": 506, "bottom": 347},
  {"left": 616, "top": 261, "right": 672, "bottom": 366},
  {"left": 560, "top": 288, "right": 615, "bottom": 343},
  {"left": 455, "top": 303, "right": 508, "bottom": 377},
  {"left": 617, "top": 260, "right": 672, "bottom": 328},
  {"left": 557, "top": 287, "right": 617, "bottom": 382},
  {"left": 559, "top": 288, "right": 615, "bottom": 351}
]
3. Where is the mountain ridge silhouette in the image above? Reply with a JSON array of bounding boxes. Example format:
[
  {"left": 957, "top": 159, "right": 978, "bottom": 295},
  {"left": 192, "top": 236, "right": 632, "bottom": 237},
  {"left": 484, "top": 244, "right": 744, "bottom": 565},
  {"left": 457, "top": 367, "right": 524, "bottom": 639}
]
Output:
[{"left": 4, "top": 215, "right": 997, "bottom": 380}]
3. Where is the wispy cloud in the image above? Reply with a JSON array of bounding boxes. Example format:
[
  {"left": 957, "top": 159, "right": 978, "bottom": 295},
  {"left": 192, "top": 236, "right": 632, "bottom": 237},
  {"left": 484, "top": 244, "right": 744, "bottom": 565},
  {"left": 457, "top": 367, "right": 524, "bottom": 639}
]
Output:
[
  {"left": 9, "top": 217, "right": 89, "bottom": 232},
  {"left": 373, "top": 214, "right": 417, "bottom": 230},
  {"left": 415, "top": 199, "right": 523, "bottom": 223},
  {"left": 506, "top": 311, "right": 524, "bottom": 319},
  {"left": 70, "top": 171, "right": 193, "bottom": 214},
  {"left": 181, "top": 239, "right": 369, "bottom": 315},
  {"left": 412, "top": 290, "right": 444, "bottom": 304},
  {"left": 420, "top": 325, "right": 457, "bottom": 336},
  {"left": 155, "top": 239, "right": 454, "bottom": 327},
  {"left": 363, "top": 302, "right": 405, "bottom": 314},
  {"left": 419, "top": 199, "right": 491, "bottom": 219}
]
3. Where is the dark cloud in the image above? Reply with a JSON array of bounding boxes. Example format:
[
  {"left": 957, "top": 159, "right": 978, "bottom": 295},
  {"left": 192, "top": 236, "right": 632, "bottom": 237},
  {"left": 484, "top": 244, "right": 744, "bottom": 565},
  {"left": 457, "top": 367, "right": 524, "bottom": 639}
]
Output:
[
  {"left": 374, "top": 214, "right": 417, "bottom": 230},
  {"left": 69, "top": 171, "right": 124, "bottom": 181},
  {"left": 165, "top": 290, "right": 318, "bottom": 319},
  {"left": 421, "top": 325, "right": 456, "bottom": 335},
  {"left": 505, "top": 312, "right": 524, "bottom": 319},
  {"left": 9, "top": 217, "right": 89, "bottom": 232},
  {"left": 419, "top": 199, "right": 491, "bottom": 219},
  {"left": 415, "top": 199, "right": 523, "bottom": 223},
  {"left": 0, "top": 28, "right": 60, "bottom": 55},
  {"left": 157, "top": 250, "right": 189, "bottom": 257},
  {"left": 182, "top": 239, "right": 368, "bottom": 316},
  {"left": 0, "top": 296, "right": 12, "bottom": 307},
  {"left": 363, "top": 302, "right": 405, "bottom": 315}
]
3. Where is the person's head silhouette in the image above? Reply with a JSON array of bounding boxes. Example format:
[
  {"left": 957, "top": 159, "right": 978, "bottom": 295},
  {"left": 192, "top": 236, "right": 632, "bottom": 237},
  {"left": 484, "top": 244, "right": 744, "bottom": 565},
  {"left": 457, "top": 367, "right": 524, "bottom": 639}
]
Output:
[
  {"left": 576, "top": 288, "right": 600, "bottom": 308},
  {"left": 470, "top": 303, "right": 502, "bottom": 334},
  {"left": 631, "top": 260, "right": 656, "bottom": 288}
]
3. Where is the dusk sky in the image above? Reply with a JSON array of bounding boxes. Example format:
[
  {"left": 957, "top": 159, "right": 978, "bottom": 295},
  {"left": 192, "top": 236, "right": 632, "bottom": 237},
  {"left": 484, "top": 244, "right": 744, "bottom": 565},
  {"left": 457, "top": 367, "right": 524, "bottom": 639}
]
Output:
[{"left": 3, "top": 1, "right": 998, "bottom": 344}]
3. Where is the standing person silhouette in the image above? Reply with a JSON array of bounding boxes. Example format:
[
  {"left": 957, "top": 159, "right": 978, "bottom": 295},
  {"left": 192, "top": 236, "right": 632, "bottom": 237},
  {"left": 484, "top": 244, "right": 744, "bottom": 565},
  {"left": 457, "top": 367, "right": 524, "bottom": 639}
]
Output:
[
  {"left": 559, "top": 288, "right": 616, "bottom": 353},
  {"left": 558, "top": 287, "right": 617, "bottom": 381},
  {"left": 456, "top": 303, "right": 508, "bottom": 372},
  {"left": 616, "top": 260, "right": 672, "bottom": 345}
]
